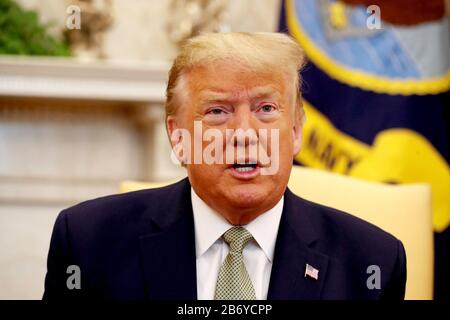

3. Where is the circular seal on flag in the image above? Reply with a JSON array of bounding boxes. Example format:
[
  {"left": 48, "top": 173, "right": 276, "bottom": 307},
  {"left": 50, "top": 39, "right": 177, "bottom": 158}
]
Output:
[{"left": 286, "top": 0, "right": 450, "bottom": 95}]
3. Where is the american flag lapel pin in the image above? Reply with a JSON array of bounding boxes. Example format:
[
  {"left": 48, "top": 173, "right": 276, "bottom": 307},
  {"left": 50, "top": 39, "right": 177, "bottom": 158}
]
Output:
[{"left": 304, "top": 263, "right": 319, "bottom": 280}]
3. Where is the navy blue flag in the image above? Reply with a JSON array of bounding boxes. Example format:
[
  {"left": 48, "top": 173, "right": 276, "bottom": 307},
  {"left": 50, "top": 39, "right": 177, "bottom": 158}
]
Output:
[{"left": 279, "top": 0, "right": 450, "bottom": 300}]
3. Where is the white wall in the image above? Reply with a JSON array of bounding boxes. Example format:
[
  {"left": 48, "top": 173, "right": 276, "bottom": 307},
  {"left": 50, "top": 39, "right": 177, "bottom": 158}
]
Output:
[
  {"left": 0, "top": 204, "right": 64, "bottom": 299},
  {"left": 16, "top": 0, "right": 281, "bottom": 61},
  {"left": 0, "top": 0, "right": 280, "bottom": 299}
]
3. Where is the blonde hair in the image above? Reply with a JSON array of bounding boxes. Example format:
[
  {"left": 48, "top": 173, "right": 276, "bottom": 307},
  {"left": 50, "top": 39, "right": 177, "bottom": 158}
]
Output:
[{"left": 166, "top": 32, "right": 307, "bottom": 121}]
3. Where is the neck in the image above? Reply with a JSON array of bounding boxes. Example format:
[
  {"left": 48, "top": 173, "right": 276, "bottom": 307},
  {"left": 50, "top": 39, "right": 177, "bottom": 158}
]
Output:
[{"left": 202, "top": 194, "right": 283, "bottom": 226}]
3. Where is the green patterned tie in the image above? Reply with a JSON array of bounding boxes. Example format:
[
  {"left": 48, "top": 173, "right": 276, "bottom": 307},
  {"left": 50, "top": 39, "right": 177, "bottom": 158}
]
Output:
[{"left": 214, "top": 227, "right": 256, "bottom": 300}]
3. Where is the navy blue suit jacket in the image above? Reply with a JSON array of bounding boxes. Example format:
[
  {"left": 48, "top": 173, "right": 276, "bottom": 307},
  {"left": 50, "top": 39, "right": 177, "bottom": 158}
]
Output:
[{"left": 43, "top": 178, "right": 406, "bottom": 300}]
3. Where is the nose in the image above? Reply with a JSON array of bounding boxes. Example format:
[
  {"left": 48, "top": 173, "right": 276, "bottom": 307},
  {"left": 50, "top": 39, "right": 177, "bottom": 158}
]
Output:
[
  {"left": 233, "top": 105, "right": 253, "bottom": 130},
  {"left": 229, "top": 105, "right": 258, "bottom": 148}
]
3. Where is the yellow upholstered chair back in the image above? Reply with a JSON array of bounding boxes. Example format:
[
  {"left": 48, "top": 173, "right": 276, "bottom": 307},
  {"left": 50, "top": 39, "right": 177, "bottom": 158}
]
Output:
[
  {"left": 287, "top": 166, "right": 433, "bottom": 300},
  {"left": 120, "top": 166, "right": 434, "bottom": 300}
]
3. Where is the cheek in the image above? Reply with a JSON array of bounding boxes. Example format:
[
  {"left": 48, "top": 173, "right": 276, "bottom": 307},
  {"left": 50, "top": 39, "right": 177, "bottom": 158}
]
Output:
[
  {"left": 271, "top": 124, "right": 294, "bottom": 150},
  {"left": 187, "top": 164, "right": 222, "bottom": 193}
]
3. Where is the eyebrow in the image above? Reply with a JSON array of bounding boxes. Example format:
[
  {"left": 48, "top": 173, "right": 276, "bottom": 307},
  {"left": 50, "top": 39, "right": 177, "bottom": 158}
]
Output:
[{"left": 199, "top": 86, "right": 282, "bottom": 103}]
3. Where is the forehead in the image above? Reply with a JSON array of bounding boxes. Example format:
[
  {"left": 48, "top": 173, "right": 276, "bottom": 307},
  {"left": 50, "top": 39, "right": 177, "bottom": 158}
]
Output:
[{"left": 185, "top": 60, "right": 292, "bottom": 101}]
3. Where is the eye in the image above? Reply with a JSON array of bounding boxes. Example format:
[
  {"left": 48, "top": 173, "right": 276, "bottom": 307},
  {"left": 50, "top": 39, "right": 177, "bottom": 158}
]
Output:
[
  {"left": 258, "top": 104, "right": 276, "bottom": 113},
  {"left": 206, "top": 107, "right": 227, "bottom": 115}
]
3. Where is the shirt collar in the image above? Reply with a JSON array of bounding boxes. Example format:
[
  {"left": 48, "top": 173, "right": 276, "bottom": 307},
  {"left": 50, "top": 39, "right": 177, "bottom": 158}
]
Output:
[{"left": 191, "top": 187, "right": 284, "bottom": 262}]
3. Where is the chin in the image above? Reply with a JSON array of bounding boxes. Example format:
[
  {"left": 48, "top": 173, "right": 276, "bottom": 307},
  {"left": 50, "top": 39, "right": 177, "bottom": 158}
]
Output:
[{"left": 225, "top": 183, "right": 269, "bottom": 208}]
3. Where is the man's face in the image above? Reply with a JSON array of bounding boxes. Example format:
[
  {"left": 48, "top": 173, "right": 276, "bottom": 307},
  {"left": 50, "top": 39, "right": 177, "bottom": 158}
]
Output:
[{"left": 168, "top": 60, "right": 303, "bottom": 224}]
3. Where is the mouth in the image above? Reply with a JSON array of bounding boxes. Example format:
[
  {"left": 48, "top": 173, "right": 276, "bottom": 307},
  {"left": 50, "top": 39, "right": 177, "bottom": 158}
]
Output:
[
  {"left": 227, "top": 162, "right": 261, "bottom": 180},
  {"left": 232, "top": 163, "right": 258, "bottom": 171}
]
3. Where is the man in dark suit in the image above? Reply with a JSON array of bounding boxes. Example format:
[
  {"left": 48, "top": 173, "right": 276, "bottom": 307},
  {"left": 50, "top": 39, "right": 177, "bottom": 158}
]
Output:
[{"left": 44, "top": 32, "right": 406, "bottom": 300}]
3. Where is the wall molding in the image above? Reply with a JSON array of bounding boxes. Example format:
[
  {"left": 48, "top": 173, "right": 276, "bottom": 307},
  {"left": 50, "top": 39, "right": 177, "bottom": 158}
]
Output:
[{"left": 0, "top": 56, "right": 170, "bottom": 102}]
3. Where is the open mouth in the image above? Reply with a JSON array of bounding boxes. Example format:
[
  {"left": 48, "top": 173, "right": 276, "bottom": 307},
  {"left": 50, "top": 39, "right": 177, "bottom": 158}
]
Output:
[
  {"left": 227, "top": 162, "right": 261, "bottom": 179},
  {"left": 232, "top": 163, "right": 258, "bottom": 172}
]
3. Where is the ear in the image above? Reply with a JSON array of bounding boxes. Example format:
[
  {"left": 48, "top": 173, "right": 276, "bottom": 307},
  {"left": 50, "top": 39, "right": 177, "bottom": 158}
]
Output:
[
  {"left": 167, "top": 115, "right": 190, "bottom": 166},
  {"left": 292, "top": 105, "right": 305, "bottom": 156},
  {"left": 166, "top": 115, "right": 180, "bottom": 149}
]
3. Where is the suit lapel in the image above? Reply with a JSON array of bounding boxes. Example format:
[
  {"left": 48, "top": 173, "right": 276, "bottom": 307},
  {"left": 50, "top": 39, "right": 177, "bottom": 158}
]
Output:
[
  {"left": 136, "top": 180, "right": 330, "bottom": 300},
  {"left": 267, "top": 189, "right": 329, "bottom": 300},
  {"left": 138, "top": 179, "right": 197, "bottom": 299}
]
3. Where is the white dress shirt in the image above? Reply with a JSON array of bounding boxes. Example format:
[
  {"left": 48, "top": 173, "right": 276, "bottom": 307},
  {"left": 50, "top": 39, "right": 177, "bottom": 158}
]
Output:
[{"left": 191, "top": 188, "right": 284, "bottom": 300}]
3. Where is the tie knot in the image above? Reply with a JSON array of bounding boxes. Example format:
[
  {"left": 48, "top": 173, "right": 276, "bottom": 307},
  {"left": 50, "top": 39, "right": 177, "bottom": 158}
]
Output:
[{"left": 222, "top": 227, "right": 253, "bottom": 253}]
